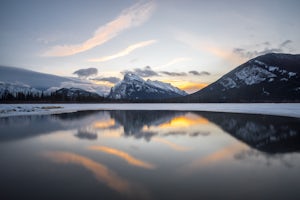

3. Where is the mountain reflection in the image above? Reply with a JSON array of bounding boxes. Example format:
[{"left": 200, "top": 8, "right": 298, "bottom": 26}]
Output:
[
  {"left": 200, "top": 112, "right": 300, "bottom": 153},
  {"left": 109, "top": 110, "right": 210, "bottom": 141},
  {"left": 0, "top": 110, "right": 299, "bottom": 154},
  {"left": 105, "top": 110, "right": 300, "bottom": 153},
  {"left": 109, "top": 110, "right": 183, "bottom": 140}
]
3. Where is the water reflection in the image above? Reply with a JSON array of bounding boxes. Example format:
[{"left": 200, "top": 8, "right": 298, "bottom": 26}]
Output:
[
  {"left": 75, "top": 129, "right": 98, "bottom": 140},
  {"left": 200, "top": 112, "right": 300, "bottom": 153},
  {"left": 42, "top": 151, "right": 131, "bottom": 193},
  {"left": 180, "top": 143, "right": 245, "bottom": 175},
  {"left": 88, "top": 145, "right": 156, "bottom": 169},
  {"left": 235, "top": 149, "right": 297, "bottom": 168},
  {"left": 110, "top": 111, "right": 212, "bottom": 141},
  {"left": 1, "top": 110, "right": 299, "bottom": 153},
  {"left": 152, "top": 137, "right": 191, "bottom": 152},
  {"left": 1, "top": 110, "right": 300, "bottom": 200},
  {"left": 42, "top": 151, "right": 152, "bottom": 199}
]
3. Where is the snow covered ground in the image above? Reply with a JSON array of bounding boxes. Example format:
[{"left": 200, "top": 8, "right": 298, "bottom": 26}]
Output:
[{"left": 0, "top": 103, "right": 300, "bottom": 118}]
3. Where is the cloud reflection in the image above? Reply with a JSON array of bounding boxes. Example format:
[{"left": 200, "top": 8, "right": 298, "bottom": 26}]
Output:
[
  {"left": 181, "top": 144, "right": 244, "bottom": 175},
  {"left": 88, "top": 146, "right": 156, "bottom": 170},
  {"left": 153, "top": 137, "right": 191, "bottom": 152},
  {"left": 42, "top": 151, "right": 130, "bottom": 193},
  {"left": 93, "top": 119, "right": 116, "bottom": 129}
]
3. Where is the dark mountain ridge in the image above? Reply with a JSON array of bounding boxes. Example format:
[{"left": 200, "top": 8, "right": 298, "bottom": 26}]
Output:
[{"left": 183, "top": 53, "right": 300, "bottom": 102}]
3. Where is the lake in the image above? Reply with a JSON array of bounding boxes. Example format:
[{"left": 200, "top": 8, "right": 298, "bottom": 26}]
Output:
[{"left": 1, "top": 110, "right": 300, "bottom": 200}]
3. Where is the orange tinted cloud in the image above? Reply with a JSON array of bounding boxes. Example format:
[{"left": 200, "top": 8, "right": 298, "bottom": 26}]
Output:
[
  {"left": 153, "top": 137, "right": 191, "bottom": 152},
  {"left": 42, "top": 151, "right": 130, "bottom": 194},
  {"left": 88, "top": 146, "right": 156, "bottom": 170},
  {"left": 43, "top": 1, "right": 155, "bottom": 57}
]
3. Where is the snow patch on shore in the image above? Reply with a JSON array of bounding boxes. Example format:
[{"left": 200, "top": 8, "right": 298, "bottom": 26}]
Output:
[{"left": 1, "top": 103, "right": 300, "bottom": 118}]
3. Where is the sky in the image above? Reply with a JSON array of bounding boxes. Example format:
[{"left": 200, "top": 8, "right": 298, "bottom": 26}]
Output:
[{"left": 0, "top": 0, "right": 299, "bottom": 93}]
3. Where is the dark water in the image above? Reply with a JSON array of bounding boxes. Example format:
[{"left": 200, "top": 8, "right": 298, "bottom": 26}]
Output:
[{"left": 0, "top": 110, "right": 300, "bottom": 200}]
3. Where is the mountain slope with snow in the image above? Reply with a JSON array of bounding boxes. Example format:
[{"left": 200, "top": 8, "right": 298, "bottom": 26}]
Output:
[
  {"left": 0, "top": 66, "right": 108, "bottom": 99},
  {"left": 186, "top": 53, "right": 300, "bottom": 102},
  {"left": 108, "top": 73, "right": 187, "bottom": 100}
]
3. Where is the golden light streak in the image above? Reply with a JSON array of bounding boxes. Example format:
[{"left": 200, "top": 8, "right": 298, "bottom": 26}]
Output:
[
  {"left": 43, "top": 1, "right": 155, "bottom": 57},
  {"left": 88, "top": 146, "right": 156, "bottom": 170},
  {"left": 42, "top": 151, "right": 130, "bottom": 194},
  {"left": 152, "top": 137, "right": 191, "bottom": 152},
  {"left": 88, "top": 40, "right": 156, "bottom": 62}
]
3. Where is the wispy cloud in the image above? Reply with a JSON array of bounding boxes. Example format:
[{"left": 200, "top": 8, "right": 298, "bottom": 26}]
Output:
[
  {"left": 162, "top": 57, "right": 192, "bottom": 67},
  {"left": 89, "top": 40, "right": 156, "bottom": 62},
  {"left": 43, "top": 1, "right": 156, "bottom": 57}
]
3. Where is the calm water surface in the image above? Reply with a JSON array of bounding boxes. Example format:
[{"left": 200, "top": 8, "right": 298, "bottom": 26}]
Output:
[{"left": 0, "top": 110, "right": 300, "bottom": 200}]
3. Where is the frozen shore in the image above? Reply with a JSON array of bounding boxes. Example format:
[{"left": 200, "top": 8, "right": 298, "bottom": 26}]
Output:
[{"left": 0, "top": 103, "right": 300, "bottom": 118}]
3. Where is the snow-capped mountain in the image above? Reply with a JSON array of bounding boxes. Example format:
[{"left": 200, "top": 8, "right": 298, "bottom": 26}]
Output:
[
  {"left": 186, "top": 53, "right": 300, "bottom": 102},
  {"left": 0, "top": 66, "right": 108, "bottom": 100},
  {"left": 108, "top": 73, "right": 187, "bottom": 100}
]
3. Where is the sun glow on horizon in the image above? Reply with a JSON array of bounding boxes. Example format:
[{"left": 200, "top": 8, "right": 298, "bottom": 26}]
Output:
[{"left": 162, "top": 79, "right": 208, "bottom": 93}]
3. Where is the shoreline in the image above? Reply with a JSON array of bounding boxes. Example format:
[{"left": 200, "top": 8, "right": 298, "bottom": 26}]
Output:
[{"left": 1, "top": 103, "right": 300, "bottom": 118}]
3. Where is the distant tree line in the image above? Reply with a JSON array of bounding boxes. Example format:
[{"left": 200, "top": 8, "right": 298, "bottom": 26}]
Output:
[{"left": 0, "top": 90, "right": 106, "bottom": 103}]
